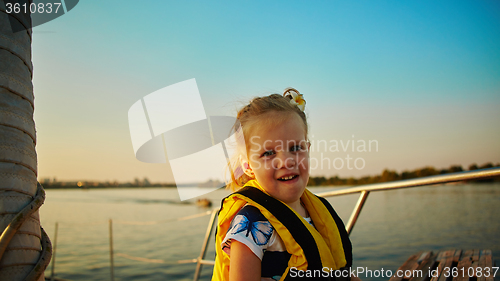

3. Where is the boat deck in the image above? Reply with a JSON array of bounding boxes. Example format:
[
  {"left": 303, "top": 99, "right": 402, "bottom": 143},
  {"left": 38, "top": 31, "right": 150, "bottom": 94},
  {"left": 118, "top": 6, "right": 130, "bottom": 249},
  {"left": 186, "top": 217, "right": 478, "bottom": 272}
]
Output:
[{"left": 389, "top": 250, "right": 496, "bottom": 281}]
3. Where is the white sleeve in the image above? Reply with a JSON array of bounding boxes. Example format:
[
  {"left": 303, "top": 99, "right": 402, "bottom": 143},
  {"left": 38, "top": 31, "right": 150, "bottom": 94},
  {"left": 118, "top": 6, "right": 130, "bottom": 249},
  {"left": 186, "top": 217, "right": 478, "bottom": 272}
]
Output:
[{"left": 221, "top": 205, "right": 275, "bottom": 260}]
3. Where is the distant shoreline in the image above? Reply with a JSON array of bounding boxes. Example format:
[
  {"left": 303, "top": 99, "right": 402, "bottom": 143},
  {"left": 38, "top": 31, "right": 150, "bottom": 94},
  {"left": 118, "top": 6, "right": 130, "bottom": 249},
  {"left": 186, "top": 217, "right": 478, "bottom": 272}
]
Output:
[
  {"left": 307, "top": 162, "right": 500, "bottom": 186},
  {"left": 40, "top": 162, "right": 499, "bottom": 189},
  {"left": 41, "top": 184, "right": 178, "bottom": 189}
]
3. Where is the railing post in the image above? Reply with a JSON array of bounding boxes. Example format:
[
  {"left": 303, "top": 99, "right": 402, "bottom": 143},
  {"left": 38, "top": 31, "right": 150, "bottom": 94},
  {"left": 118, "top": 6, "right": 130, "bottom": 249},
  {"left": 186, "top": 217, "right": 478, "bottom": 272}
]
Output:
[
  {"left": 50, "top": 222, "right": 58, "bottom": 281},
  {"left": 193, "top": 209, "right": 218, "bottom": 281},
  {"left": 109, "top": 219, "right": 115, "bottom": 281},
  {"left": 346, "top": 190, "right": 369, "bottom": 235}
]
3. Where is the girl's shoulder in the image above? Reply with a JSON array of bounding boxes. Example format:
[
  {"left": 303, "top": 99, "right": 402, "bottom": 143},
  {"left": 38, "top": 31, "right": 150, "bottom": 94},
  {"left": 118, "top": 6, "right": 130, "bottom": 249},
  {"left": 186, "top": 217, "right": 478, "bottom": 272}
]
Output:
[
  {"left": 227, "top": 204, "right": 275, "bottom": 246},
  {"left": 234, "top": 204, "right": 268, "bottom": 222}
]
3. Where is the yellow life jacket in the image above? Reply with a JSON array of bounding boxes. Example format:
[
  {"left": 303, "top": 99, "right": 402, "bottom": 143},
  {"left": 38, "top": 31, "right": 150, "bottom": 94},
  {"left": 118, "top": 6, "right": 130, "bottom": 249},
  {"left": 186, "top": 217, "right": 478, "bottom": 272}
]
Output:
[{"left": 212, "top": 180, "right": 352, "bottom": 281}]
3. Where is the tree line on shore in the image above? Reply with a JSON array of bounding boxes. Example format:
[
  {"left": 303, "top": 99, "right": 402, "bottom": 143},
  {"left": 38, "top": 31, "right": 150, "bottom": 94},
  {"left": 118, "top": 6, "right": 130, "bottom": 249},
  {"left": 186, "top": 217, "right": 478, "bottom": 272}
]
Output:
[
  {"left": 307, "top": 162, "right": 500, "bottom": 186},
  {"left": 41, "top": 162, "right": 499, "bottom": 189},
  {"left": 40, "top": 178, "right": 176, "bottom": 189}
]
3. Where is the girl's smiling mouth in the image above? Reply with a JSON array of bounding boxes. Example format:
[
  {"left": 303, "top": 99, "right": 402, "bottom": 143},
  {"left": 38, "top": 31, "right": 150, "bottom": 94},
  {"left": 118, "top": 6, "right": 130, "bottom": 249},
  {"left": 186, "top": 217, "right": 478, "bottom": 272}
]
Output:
[{"left": 277, "top": 174, "right": 299, "bottom": 181}]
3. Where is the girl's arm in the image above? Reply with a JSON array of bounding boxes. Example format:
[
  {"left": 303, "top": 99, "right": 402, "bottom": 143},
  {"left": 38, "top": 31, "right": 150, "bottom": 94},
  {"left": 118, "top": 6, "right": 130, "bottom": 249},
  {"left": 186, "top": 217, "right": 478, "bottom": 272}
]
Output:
[{"left": 229, "top": 240, "right": 261, "bottom": 281}]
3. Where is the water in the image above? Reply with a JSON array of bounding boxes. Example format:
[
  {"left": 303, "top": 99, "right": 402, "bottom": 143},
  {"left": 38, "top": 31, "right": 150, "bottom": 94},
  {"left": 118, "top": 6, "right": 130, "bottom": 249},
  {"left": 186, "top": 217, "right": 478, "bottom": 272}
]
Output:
[{"left": 40, "top": 183, "right": 500, "bottom": 281}]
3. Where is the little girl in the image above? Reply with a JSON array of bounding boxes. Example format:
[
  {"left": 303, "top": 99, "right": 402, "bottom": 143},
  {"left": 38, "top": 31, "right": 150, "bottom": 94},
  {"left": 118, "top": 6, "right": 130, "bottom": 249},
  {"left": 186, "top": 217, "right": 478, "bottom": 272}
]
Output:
[{"left": 212, "top": 89, "right": 353, "bottom": 281}]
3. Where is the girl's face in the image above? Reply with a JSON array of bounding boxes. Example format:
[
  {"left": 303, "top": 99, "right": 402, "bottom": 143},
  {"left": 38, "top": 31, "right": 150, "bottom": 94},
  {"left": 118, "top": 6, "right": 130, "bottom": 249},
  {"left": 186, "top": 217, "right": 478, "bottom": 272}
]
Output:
[{"left": 245, "top": 112, "right": 310, "bottom": 207}]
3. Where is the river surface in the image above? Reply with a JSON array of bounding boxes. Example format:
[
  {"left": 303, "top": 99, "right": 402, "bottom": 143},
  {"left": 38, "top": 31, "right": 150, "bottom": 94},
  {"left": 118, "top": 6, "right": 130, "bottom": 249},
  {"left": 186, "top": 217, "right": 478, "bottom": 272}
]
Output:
[{"left": 40, "top": 183, "right": 500, "bottom": 281}]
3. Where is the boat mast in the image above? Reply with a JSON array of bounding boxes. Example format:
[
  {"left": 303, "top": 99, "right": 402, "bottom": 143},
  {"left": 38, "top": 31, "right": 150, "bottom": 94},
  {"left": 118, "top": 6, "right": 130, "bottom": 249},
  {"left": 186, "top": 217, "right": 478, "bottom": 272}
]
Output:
[{"left": 0, "top": 1, "right": 51, "bottom": 280}]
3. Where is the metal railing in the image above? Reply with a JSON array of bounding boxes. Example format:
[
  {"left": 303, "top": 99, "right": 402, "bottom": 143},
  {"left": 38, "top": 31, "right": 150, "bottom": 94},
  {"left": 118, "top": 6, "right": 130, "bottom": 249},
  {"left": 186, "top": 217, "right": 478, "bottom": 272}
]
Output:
[
  {"left": 48, "top": 209, "right": 218, "bottom": 281},
  {"left": 191, "top": 167, "right": 500, "bottom": 281},
  {"left": 316, "top": 167, "right": 500, "bottom": 234}
]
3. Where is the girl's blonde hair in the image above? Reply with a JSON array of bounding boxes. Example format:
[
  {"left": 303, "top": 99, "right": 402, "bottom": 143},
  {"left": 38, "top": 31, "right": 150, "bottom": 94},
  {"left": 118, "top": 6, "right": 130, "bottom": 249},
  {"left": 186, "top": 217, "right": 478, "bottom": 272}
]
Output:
[{"left": 226, "top": 91, "right": 308, "bottom": 191}]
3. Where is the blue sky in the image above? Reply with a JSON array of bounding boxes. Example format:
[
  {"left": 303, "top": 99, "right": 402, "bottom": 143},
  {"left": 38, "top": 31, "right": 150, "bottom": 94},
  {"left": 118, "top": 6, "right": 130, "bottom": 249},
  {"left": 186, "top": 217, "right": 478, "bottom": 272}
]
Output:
[{"left": 32, "top": 0, "right": 500, "bottom": 182}]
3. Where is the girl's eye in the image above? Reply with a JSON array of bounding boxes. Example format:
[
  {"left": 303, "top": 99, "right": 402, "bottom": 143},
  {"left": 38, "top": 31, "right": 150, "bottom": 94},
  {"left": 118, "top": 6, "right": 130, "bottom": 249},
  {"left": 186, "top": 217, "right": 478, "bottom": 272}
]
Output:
[
  {"left": 290, "top": 145, "right": 303, "bottom": 152},
  {"left": 261, "top": 150, "right": 275, "bottom": 157}
]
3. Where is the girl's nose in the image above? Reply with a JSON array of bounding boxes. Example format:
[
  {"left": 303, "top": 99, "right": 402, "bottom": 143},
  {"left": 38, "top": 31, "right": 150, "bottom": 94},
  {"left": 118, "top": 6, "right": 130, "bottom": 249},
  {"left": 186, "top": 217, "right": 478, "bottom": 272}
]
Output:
[
  {"left": 284, "top": 156, "right": 296, "bottom": 169},
  {"left": 272, "top": 152, "right": 296, "bottom": 169}
]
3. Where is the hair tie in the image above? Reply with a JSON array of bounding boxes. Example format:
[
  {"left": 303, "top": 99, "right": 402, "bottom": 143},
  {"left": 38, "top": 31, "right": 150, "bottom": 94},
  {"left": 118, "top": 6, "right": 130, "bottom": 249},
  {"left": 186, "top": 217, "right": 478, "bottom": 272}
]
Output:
[{"left": 283, "top": 88, "right": 306, "bottom": 111}]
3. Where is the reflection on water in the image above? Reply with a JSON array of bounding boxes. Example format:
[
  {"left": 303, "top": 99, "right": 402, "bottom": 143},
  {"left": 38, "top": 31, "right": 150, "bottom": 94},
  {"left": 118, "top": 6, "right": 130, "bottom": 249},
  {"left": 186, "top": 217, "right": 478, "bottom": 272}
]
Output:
[{"left": 40, "top": 184, "right": 500, "bottom": 281}]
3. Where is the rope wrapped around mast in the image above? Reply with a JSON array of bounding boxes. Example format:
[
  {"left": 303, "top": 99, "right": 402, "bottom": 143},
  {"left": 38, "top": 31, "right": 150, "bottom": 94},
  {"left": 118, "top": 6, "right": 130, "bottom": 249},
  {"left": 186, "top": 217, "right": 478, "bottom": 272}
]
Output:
[
  {"left": 0, "top": 183, "right": 52, "bottom": 281},
  {"left": 0, "top": 0, "right": 52, "bottom": 279}
]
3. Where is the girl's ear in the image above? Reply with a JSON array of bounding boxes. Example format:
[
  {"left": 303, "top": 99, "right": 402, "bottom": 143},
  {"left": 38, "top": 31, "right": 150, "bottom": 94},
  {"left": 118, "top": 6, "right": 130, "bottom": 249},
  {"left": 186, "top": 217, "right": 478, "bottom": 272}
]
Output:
[{"left": 240, "top": 156, "right": 254, "bottom": 178}]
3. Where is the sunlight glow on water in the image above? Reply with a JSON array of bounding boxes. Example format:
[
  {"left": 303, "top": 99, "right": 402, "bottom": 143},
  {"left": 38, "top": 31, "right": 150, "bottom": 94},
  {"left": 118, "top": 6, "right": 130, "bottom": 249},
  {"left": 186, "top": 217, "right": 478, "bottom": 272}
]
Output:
[{"left": 40, "top": 183, "right": 500, "bottom": 281}]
